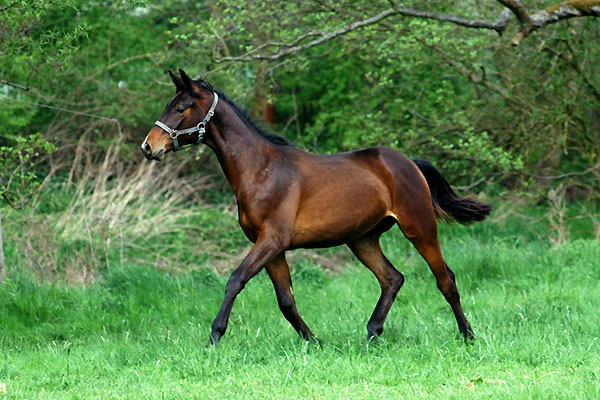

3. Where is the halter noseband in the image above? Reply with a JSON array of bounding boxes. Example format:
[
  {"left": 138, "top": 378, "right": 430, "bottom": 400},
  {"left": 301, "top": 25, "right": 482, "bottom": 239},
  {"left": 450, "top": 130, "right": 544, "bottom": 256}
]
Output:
[{"left": 154, "top": 92, "right": 219, "bottom": 152}]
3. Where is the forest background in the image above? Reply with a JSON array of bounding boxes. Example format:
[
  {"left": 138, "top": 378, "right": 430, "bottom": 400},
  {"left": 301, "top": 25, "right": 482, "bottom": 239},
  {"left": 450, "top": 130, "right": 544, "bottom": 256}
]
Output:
[
  {"left": 2, "top": 0, "right": 600, "bottom": 223},
  {"left": 0, "top": 1, "right": 599, "bottom": 397},
  {"left": 1, "top": 0, "right": 600, "bottom": 293},
  {"left": 2, "top": 0, "right": 600, "bottom": 239}
]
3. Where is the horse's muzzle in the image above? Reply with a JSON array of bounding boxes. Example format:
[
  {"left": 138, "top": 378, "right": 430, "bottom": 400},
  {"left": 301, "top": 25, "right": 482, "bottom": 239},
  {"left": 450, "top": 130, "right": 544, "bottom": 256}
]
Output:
[
  {"left": 141, "top": 143, "right": 164, "bottom": 161},
  {"left": 141, "top": 142, "right": 152, "bottom": 160}
]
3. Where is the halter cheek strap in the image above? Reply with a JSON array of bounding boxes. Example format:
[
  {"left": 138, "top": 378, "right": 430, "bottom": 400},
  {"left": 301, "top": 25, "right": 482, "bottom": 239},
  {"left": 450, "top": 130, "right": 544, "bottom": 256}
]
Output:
[{"left": 154, "top": 92, "right": 219, "bottom": 152}]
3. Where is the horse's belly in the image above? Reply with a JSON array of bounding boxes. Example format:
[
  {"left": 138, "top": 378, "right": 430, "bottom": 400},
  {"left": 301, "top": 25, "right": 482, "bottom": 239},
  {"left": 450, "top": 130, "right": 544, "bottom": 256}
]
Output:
[
  {"left": 290, "top": 180, "right": 390, "bottom": 248},
  {"left": 290, "top": 219, "right": 381, "bottom": 248}
]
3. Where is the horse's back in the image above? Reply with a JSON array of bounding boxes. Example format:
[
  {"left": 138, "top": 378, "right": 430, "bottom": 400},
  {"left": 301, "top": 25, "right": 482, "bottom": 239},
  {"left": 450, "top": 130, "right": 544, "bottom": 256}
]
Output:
[{"left": 318, "top": 145, "right": 430, "bottom": 202}]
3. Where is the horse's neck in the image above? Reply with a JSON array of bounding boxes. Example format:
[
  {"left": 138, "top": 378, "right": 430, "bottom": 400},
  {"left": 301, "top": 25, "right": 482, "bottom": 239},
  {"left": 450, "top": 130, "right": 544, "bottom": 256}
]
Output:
[{"left": 206, "top": 105, "right": 273, "bottom": 194}]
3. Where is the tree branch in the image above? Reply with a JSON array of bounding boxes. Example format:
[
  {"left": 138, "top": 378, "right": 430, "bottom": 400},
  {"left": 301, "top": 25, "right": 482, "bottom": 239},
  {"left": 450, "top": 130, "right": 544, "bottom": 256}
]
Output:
[
  {"left": 496, "top": 0, "right": 532, "bottom": 32},
  {"left": 218, "top": 6, "right": 512, "bottom": 63},
  {"left": 219, "top": 8, "right": 398, "bottom": 62},
  {"left": 511, "top": 0, "right": 600, "bottom": 45},
  {"left": 0, "top": 2, "right": 17, "bottom": 12},
  {"left": 217, "top": 1, "right": 600, "bottom": 62},
  {"left": 524, "top": 162, "right": 600, "bottom": 180},
  {"left": 393, "top": 6, "right": 511, "bottom": 34},
  {"left": 0, "top": 79, "right": 29, "bottom": 91},
  {"left": 1, "top": 194, "right": 16, "bottom": 209},
  {"left": 79, "top": 52, "right": 162, "bottom": 86}
]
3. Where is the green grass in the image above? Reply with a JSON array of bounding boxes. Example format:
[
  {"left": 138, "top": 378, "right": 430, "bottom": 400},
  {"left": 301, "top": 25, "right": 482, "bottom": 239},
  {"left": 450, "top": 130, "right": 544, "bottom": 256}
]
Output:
[{"left": 1, "top": 204, "right": 600, "bottom": 399}]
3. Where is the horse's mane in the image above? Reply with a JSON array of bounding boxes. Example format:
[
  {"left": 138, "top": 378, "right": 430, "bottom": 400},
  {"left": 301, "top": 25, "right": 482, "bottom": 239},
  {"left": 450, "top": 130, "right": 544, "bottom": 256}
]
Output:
[{"left": 192, "top": 78, "right": 293, "bottom": 146}]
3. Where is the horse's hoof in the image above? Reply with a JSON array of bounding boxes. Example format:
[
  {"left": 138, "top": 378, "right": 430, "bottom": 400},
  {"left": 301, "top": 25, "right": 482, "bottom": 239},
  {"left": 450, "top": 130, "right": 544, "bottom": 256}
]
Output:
[
  {"left": 367, "top": 331, "right": 382, "bottom": 343},
  {"left": 462, "top": 326, "right": 475, "bottom": 343},
  {"left": 208, "top": 332, "right": 221, "bottom": 347}
]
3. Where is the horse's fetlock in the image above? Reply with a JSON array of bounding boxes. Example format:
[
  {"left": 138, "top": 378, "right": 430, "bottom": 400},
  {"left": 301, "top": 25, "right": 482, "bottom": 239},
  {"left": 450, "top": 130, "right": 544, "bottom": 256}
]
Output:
[
  {"left": 278, "top": 297, "right": 295, "bottom": 313},
  {"left": 212, "top": 321, "right": 227, "bottom": 337},
  {"left": 367, "top": 321, "right": 384, "bottom": 338}
]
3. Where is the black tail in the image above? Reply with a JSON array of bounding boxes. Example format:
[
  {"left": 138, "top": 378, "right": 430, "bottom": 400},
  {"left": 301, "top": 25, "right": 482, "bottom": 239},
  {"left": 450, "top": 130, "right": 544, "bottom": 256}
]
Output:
[{"left": 412, "top": 159, "right": 491, "bottom": 225}]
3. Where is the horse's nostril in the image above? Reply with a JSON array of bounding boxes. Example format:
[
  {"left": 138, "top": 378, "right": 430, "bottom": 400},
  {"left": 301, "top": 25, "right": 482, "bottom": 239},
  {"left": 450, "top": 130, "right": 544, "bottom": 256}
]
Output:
[{"left": 141, "top": 142, "right": 152, "bottom": 159}]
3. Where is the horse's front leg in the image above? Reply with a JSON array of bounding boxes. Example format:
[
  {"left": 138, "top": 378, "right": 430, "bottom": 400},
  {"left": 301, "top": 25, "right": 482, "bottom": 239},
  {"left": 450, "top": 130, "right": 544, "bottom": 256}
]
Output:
[{"left": 210, "top": 231, "right": 287, "bottom": 345}]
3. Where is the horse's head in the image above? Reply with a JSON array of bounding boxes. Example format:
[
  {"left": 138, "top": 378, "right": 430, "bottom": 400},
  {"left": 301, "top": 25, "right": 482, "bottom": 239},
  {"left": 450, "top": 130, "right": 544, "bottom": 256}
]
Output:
[{"left": 141, "top": 69, "right": 217, "bottom": 161}]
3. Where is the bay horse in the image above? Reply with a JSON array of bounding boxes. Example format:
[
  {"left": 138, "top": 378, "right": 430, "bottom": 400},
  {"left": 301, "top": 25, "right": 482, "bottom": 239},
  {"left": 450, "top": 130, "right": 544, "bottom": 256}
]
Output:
[{"left": 141, "top": 69, "right": 491, "bottom": 345}]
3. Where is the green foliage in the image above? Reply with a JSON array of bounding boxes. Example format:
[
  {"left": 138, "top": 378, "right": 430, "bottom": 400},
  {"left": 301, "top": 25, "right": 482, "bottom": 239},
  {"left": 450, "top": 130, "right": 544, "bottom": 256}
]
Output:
[
  {"left": 0, "top": 134, "right": 55, "bottom": 207},
  {"left": 0, "top": 0, "right": 87, "bottom": 79},
  {"left": 0, "top": 0, "right": 191, "bottom": 158}
]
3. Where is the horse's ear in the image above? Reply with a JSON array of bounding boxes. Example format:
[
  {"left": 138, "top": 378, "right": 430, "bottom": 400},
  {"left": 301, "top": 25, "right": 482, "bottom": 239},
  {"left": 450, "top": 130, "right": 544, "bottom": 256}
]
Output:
[
  {"left": 178, "top": 69, "right": 194, "bottom": 91},
  {"left": 168, "top": 70, "right": 186, "bottom": 93}
]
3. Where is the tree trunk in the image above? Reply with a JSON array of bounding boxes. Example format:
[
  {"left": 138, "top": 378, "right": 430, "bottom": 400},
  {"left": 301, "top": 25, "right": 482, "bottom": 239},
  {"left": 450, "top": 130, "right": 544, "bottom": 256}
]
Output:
[{"left": 0, "top": 214, "right": 5, "bottom": 282}]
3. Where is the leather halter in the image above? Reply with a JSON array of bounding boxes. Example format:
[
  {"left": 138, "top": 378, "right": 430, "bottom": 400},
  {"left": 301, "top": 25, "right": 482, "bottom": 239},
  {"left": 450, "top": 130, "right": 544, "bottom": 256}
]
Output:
[{"left": 154, "top": 92, "right": 219, "bottom": 152}]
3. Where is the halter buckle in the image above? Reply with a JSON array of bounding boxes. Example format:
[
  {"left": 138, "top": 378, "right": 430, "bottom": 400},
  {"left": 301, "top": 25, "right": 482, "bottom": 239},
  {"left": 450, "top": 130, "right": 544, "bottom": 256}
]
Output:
[{"left": 170, "top": 131, "right": 178, "bottom": 138}]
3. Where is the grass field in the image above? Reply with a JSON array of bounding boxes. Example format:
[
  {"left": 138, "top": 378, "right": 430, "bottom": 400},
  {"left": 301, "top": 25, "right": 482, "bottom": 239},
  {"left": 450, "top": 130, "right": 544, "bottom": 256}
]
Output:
[{"left": 1, "top": 201, "right": 599, "bottom": 399}]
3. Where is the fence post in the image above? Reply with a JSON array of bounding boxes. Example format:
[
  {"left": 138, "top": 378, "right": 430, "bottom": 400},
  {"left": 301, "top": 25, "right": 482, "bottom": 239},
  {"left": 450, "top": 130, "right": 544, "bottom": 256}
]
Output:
[{"left": 0, "top": 214, "right": 5, "bottom": 282}]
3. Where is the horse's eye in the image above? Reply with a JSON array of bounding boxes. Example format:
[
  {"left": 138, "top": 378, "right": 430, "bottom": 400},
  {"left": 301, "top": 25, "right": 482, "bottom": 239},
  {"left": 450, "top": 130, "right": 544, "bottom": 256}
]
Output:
[{"left": 176, "top": 107, "right": 185, "bottom": 114}]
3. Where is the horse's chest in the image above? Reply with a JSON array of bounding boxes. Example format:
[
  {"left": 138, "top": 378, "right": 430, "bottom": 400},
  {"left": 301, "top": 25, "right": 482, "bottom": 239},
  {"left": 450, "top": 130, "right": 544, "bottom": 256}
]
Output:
[
  {"left": 235, "top": 182, "right": 287, "bottom": 235},
  {"left": 238, "top": 209, "right": 255, "bottom": 233},
  {"left": 237, "top": 202, "right": 265, "bottom": 242}
]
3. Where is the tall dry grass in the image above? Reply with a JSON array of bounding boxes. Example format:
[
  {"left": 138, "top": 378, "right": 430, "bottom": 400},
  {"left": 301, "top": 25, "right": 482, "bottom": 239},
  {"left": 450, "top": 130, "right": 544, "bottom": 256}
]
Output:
[
  {"left": 547, "top": 184, "right": 570, "bottom": 246},
  {"left": 57, "top": 141, "right": 207, "bottom": 245},
  {"left": 10, "top": 139, "right": 214, "bottom": 283}
]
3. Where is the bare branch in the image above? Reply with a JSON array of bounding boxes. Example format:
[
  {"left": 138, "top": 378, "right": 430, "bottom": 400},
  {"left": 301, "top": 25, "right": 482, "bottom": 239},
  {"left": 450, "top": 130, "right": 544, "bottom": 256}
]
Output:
[
  {"left": 511, "top": 0, "right": 600, "bottom": 45},
  {"left": 79, "top": 52, "right": 162, "bottom": 86},
  {"left": 0, "top": 79, "right": 29, "bottom": 91},
  {"left": 454, "top": 176, "right": 489, "bottom": 192},
  {"left": 1, "top": 94, "right": 124, "bottom": 138},
  {"left": 218, "top": 1, "right": 600, "bottom": 63},
  {"left": 0, "top": 2, "right": 17, "bottom": 12},
  {"left": 496, "top": 0, "right": 532, "bottom": 32},
  {"left": 393, "top": 6, "right": 510, "bottom": 34},
  {"left": 218, "top": 6, "right": 512, "bottom": 63},
  {"left": 219, "top": 8, "right": 399, "bottom": 62},
  {"left": 524, "top": 162, "right": 600, "bottom": 180}
]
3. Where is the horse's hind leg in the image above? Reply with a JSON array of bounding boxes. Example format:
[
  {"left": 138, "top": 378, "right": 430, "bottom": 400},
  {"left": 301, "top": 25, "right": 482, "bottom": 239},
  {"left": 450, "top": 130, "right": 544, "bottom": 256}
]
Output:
[
  {"left": 348, "top": 228, "right": 405, "bottom": 341},
  {"left": 265, "top": 253, "right": 316, "bottom": 341},
  {"left": 398, "top": 215, "right": 474, "bottom": 341}
]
